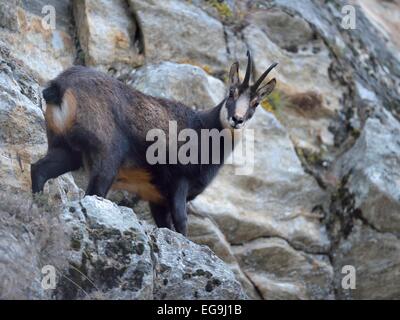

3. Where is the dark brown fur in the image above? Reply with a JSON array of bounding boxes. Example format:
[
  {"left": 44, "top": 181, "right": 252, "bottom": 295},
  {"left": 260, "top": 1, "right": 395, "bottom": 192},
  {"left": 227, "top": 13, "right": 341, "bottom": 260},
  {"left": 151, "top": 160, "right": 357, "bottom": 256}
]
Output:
[
  {"left": 32, "top": 66, "right": 222, "bottom": 235},
  {"left": 32, "top": 56, "right": 278, "bottom": 236}
]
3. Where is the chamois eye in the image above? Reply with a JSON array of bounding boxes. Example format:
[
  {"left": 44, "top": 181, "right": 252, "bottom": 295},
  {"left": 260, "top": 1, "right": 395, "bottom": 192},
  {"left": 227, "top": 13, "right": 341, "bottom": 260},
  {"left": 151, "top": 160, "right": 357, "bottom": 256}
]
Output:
[
  {"left": 250, "top": 97, "right": 258, "bottom": 107},
  {"left": 230, "top": 88, "right": 239, "bottom": 100}
]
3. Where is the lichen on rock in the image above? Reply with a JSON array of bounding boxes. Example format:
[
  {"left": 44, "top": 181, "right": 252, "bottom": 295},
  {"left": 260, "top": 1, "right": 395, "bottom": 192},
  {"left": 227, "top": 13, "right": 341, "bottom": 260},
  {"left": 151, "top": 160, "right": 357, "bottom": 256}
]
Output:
[{"left": 0, "top": 0, "right": 400, "bottom": 300}]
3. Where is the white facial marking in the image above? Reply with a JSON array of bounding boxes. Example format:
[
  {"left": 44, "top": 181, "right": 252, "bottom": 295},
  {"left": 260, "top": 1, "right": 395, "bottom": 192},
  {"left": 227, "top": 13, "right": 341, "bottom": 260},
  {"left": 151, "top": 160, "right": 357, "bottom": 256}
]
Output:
[
  {"left": 219, "top": 101, "right": 231, "bottom": 129},
  {"left": 234, "top": 95, "right": 249, "bottom": 119}
]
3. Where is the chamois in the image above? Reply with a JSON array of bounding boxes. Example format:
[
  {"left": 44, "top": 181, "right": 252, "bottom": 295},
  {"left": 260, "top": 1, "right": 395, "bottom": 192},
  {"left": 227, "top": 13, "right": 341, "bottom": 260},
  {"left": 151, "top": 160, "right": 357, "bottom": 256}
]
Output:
[{"left": 31, "top": 51, "right": 277, "bottom": 236}]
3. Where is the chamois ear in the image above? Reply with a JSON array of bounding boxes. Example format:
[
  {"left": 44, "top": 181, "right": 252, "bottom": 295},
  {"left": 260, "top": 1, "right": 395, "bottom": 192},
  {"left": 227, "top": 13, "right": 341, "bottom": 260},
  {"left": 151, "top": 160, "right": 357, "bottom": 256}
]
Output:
[
  {"left": 257, "top": 78, "right": 276, "bottom": 99},
  {"left": 251, "top": 78, "right": 277, "bottom": 107},
  {"left": 229, "top": 61, "right": 240, "bottom": 86}
]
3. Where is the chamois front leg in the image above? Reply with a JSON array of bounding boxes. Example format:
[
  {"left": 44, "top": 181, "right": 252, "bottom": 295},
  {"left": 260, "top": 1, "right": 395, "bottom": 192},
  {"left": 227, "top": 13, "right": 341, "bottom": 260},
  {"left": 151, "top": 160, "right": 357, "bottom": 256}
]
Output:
[
  {"left": 169, "top": 178, "right": 189, "bottom": 236},
  {"left": 31, "top": 147, "right": 82, "bottom": 193}
]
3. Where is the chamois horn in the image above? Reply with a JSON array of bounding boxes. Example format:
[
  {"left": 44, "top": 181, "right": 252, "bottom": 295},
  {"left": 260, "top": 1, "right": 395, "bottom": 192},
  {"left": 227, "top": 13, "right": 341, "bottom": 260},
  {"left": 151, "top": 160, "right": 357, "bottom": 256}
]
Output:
[
  {"left": 251, "top": 62, "right": 278, "bottom": 93},
  {"left": 240, "top": 50, "right": 252, "bottom": 89}
]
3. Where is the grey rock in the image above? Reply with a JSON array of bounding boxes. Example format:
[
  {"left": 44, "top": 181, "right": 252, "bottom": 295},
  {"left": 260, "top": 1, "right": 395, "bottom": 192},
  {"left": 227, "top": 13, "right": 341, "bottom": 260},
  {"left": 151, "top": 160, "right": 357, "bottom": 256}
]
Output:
[
  {"left": 233, "top": 237, "right": 334, "bottom": 300},
  {"left": 0, "top": 1, "right": 76, "bottom": 83},
  {"left": 58, "top": 196, "right": 247, "bottom": 300},
  {"left": 249, "top": 8, "right": 315, "bottom": 52},
  {"left": 272, "top": 0, "right": 400, "bottom": 117},
  {"left": 190, "top": 0, "right": 236, "bottom": 23},
  {"left": 128, "top": 0, "right": 228, "bottom": 75},
  {"left": 58, "top": 196, "right": 154, "bottom": 299},
  {"left": 0, "top": 221, "right": 49, "bottom": 299},
  {"left": 335, "top": 108, "right": 400, "bottom": 234},
  {"left": 0, "top": 43, "right": 79, "bottom": 197},
  {"left": 0, "top": 191, "right": 69, "bottom": 300},
  {"left": 243, "top": 22, "right": 342, "bottom": 153},
  {"left": 128, "top": 62, "right": 226, "bottom": 109},
  {"left": 73, "top": 0, "right": 143, "bottom": 73},
  {"left": 190, "top": 109, "right": 330, "bottom": 253},
  {"left": 152, "top": 226, "right": 247, "bottom": 300},
  {"left": 20, "top": 0, "right": 73, "bottom": 32},
  {"left": 355, "top": 0, "right": 400, "bottom": 59},
  {"left": 0, "top": 0, "right": 20, "bottom": 31},
  {"left": 224, "top": 28, "right": 250, "bottom": 78},
  {"left": 1, "top": 0, "right": 400, "bottom": 301},
  {"left": 188, "top": 213, "right": 260, "bottom": 299},
  {"left": 334, "top": 221, "right": 400, "bottom": 299}
]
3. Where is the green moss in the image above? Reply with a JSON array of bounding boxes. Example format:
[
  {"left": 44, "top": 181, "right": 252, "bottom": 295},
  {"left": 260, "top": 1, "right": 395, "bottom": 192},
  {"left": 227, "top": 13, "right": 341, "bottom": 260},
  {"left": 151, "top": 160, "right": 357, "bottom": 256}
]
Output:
[
  {"left": 350, "top": 127, "right": 361, "bottom": 139},
  {"left": 200, "top": 64, "right": 212, "bottom": 74},
  {"left": 295, "top": 146, "right": 325, "bottom": 167},
  {"left": 261, "top": 90, "right": 286, "bottom": 115},
  {"left": 70, "top": 237, "right": 81, "bottom": 251},
  {"left": 208, "top": 0, "right": 233, "bottom": 19}
]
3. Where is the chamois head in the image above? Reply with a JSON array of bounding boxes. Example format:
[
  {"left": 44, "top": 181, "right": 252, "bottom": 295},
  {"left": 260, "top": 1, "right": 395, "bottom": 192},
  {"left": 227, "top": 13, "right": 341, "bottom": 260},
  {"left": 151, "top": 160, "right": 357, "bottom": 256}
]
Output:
[{"left": 220, "top": 51, "right": 278, "bottom": 129}]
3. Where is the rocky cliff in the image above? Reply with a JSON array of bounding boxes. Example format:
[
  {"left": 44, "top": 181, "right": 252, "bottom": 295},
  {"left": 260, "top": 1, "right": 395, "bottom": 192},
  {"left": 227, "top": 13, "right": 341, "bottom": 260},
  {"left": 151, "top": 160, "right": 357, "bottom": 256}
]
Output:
[{"left": 0, "top": 0, "right": 399, "bottom": 299}]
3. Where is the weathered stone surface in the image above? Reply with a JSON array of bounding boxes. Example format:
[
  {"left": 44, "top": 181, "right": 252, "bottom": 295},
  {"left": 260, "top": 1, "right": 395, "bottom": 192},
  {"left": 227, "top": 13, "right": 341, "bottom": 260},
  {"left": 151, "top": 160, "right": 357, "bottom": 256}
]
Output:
[
  {"left": 249, "top": 8, "right": 315, "bottom": 52},
  {"left": 335, "top": 108, "right": 400, "bottom": 234},
  {"left": 188, "top": 213, "right": 260, "bottom": 299},
  {"left": 233, "top": 237, "right": 334, "bottom": 300},
  {"left": 0, "top": 0, "right": 20, "bottom": 31},
  {"left": 152, "top": 225, "right": 247, "bottom": 300},
  {"left": 0, "top": 43, "right": 79, "bottom": 199},
  {"left": 58, "top": 196, "right": 247, "bottom": 300},
  {"left": 128, "top": 62, "right": 226, "bottom": 109},
  {"left": 58, "top": 196, "right": 154, "bottom": 299},
  {"left": 0, "top": 191, "right": 69, "bottom": 300},
  {"left": 191, "top": 108, "right": 330, "bottom": 253},
  {"left": 128, "top": 62, "right": 333, "bottom": 298},
  {"left": 243, "top": 21, "right": 342, "bottom": 153},
  {"left": 128, "top": 0, "right": 228, "bottom": 75},
  {"left": 188, "top": 107, "right": 335, "bottom": 298},
  {"left": 73, "top": 0, "right": 143, "bottom": 73},
  {"left": 1, "top": 0, "right": 400, "bottom": 301},
  {"left": 20, "top": 0, "right": 73, "bottom": 31},
  {"left": 190, "top": 0, "right": 237, "bottom": 23},
  {"left": 333, "top": 221, "right": 400, "bottom": 300},
  {"left": 224, "top": 28, "right": 250, "bottom": 79},
  {"left": 272, "top": 0, "right": 400, "bottom": 118},
  {"left": 0, "top": 0, "right": 75, "bottom": 83},
  {"left": 351, "top": 0, "right": 400, "bottom": 57}
]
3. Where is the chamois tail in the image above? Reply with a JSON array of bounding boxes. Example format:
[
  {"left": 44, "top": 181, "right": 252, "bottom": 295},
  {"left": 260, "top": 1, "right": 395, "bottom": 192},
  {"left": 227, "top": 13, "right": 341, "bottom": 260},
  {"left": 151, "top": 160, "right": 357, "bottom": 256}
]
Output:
[{"left": 42, "top": 82, "right": 62, "bottom": 106}]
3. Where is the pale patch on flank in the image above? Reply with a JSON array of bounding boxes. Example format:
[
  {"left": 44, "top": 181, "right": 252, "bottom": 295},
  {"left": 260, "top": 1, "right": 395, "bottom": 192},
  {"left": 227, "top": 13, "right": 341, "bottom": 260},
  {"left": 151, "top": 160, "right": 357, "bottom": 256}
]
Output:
[{"left": 45, "top": 89, "right": 77, "bottom": 134}]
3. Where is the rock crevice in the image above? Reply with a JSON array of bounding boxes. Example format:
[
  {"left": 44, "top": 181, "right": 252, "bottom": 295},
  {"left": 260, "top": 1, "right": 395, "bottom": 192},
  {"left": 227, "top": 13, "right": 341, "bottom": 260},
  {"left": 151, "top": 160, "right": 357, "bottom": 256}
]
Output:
[{"left": 1, "top": 0, "right": 399, "bottom": 300}]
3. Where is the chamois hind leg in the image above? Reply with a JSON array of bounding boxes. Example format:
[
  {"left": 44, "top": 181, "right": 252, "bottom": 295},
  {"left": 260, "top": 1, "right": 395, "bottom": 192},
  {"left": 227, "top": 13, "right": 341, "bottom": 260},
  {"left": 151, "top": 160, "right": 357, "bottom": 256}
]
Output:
[
  {"left": 85, "top": 146, "right": 125, "bottom": 198},
  {"left": 150, "top": 202, "right": 173, "bottom": 229},
  {"left": 31, "top": 147, "right": 82, "bottom": 193},
  {"left": 169, "top": 179, "right": 189, "bottom": 236},
  {"left": 85, "top": 161, "right": 119, "bottom": 198}
]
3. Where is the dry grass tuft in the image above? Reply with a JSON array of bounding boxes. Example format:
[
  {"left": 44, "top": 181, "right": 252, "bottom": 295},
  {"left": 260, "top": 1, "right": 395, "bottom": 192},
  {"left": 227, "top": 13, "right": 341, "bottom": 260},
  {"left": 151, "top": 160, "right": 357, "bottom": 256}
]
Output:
[
  {"left": 287, "top": 91, "right": 325, "bottom": 117},
  {"left": 0, "top": 189, "right": 68, "bottom": 299},
  {"left": 289, "top": 91, "right": 323, "bottom": 109}
]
